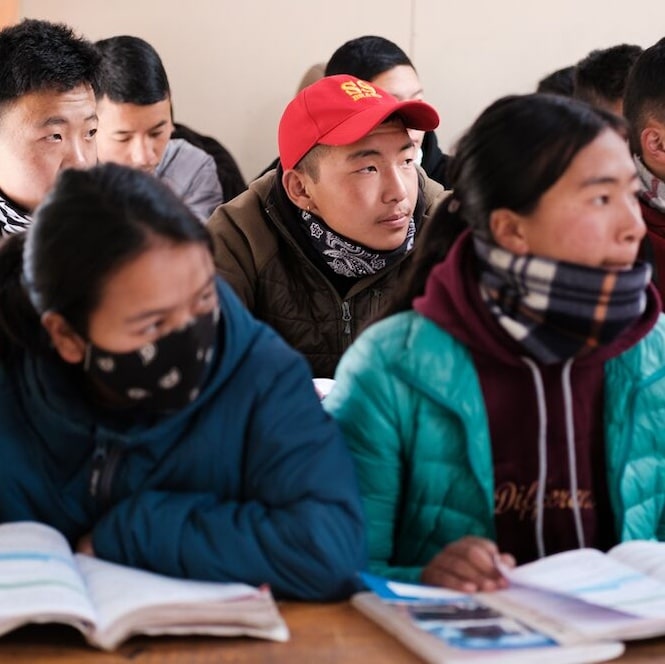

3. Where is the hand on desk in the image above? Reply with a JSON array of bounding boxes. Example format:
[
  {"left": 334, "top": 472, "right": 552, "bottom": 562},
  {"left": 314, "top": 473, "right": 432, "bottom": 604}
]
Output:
[
  {"left": 421, "top": 535, "right": 515, "bottom": 593},
  {"left": 76, "top": 532, "right": 95, "bottom": 556}
]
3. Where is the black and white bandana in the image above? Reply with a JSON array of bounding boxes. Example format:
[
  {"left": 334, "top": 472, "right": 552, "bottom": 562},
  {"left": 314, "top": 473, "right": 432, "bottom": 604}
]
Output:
[
  {"left": 301, "top": 208, "right": 416, "bottom": 278},
  {"left": 0, "top": 191, "right": 31, "bottom": 236}
]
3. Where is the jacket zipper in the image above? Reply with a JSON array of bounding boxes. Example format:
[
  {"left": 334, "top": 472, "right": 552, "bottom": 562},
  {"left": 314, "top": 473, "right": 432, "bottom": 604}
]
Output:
[
  {"left": 341, "top": 301, "right": 352, "bottom": 335},
  {"left": 89, "top": 442, "right": 123, "bottom": 510}
]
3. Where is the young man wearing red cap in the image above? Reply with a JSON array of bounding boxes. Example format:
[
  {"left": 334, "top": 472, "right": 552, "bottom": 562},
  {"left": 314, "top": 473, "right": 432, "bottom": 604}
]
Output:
[{"left": 208, "top": 75, "right": 445, "bottom": 378}]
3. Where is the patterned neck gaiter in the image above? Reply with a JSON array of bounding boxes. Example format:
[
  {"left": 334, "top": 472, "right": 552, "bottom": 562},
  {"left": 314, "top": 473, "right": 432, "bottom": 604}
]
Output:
[
  {"left": 301, "top": 208, "right": 416, "bottom": 278},
  {"left": 635, "top": 156, "right": 665, "bottom": 214},
  {"left": 473, "top": 235, "right": 651, "bottom": 365},
  {"left": 0, "top": 190, "right": 31, "bottom": 235},
  {"left": 83, "top": 308, "right": 219, "bottom": 413}
]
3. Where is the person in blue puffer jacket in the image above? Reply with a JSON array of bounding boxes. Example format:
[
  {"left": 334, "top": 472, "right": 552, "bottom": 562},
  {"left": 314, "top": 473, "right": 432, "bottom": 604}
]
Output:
[{"left": 0, "top": 162, "right": 366, "bottom": 600}]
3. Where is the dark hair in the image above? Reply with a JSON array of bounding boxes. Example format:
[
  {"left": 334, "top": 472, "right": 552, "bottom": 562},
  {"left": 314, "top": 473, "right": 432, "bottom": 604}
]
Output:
[
  {"left": 386, "top": 94, "right": 626, "bottom": 315},
  {"left": 95, "top": 35, "right": 170, "bottom": 105},
  {"left": 0, "top": 163, "right": 212, "bottom": 361},
  {"left": 574, "top": 44, "right": 642, "bottom": 111},
  {"left": 325, "top": 35, "right": 414, "bottom": 80},
  {"left": 623, "top": 41, "right": 665, "bottom": 156},
  {"left": 0, "top": 19, "right": 100, "bottom": 114},
  {"left": 536, "top": 66, "right": 575, "bottom": 96}
]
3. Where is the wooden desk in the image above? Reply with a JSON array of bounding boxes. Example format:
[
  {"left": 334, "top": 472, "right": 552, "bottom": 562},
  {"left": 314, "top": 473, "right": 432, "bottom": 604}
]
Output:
[{"left": 0, "top": 601, "right": 664, "bottom": 663}]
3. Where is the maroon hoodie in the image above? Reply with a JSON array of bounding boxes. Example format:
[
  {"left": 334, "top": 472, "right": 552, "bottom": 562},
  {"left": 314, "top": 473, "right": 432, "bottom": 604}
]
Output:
[
  {"left": 414, "top": 231, "right": 660, "bottom": 564},
  {"left": 640, "top": 199, "right": 665, "bottom": 303}
]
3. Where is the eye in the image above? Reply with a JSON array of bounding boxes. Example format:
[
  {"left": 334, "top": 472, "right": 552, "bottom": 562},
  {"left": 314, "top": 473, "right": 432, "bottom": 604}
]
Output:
[
  {"left": 401, "top": 157, "right": 415, "bottom": 168},
  {"left": 149, "top": 131, "right": 165, "bottom": 139},
  {"left": 357, "top": 165, "right": 378, "bottom": 174},
  {"left": 138, "top": 319, "right": 165, "bottom": 337},
  {"left": 46, "top": 133, "right": 63, "bottom": 143},
  {"left": 592, "top": 194, "right": 611, "bottom": 206}
]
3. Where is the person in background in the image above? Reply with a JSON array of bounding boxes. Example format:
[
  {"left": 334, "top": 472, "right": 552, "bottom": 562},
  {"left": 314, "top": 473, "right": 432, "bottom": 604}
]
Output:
[
  {"left": 208, "top": 74, "right": 444, "bottom": 378},
  {"left": 326, "top": 94, "right": 665, "bottom": 590},
  {"left": 325, "top": 35, "right": 451, "bottom": 189},
  {"left": 0, "top": 162, "right": 366, "bottom": 600},
  {"left": 536, "top": 65, "right": 575, "bottom": 96},
  {"left": 94, "top": 35, "right": 225, "bottom": 222},
  {"left": 624, "top": 39, "right": 665, "bottom": 301},
  {"left": 574, "top": 44, "right": 643, "bottom": 116},
  {"left": 0, "top": 19, "right": 99, "bottom": 235}
]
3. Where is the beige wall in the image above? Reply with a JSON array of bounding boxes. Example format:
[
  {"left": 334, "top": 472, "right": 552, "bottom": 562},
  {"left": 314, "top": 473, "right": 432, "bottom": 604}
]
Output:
[{"left": 19, "top": 0, "right": 665, "bottom": 182}]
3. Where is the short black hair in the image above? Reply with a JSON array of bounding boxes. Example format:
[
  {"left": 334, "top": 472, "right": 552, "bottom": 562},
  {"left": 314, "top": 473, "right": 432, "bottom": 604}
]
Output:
[
  {"left": 624, "top": 41, "right": 665, "bottom": 155},
  {"left": 95, "top": 35, "right": 170, "bottom": 105},
  {"left": 0, "top": 19, "right": 99, "bottom": 112},
  {"left": 325, "top": 35, "right": 414, "bottom": 81},
  {"left": 574, "top": 44, "right": 642, "bottom": 110},
  {"left": 536, "top": 66, "right": 575, "bottom": 97}
]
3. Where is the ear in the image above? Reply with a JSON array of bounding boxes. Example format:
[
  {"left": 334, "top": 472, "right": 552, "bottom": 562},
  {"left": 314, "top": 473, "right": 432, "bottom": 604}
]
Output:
[
  {"left": 640, "top": 122, "right": 665, "bottom": 170},
  {"left": 489, "top": 208, "right": 530, "bottom": 255},
  {"left": 41, "top": 311, "right": 87, "bottom": 364},
  {"left": 282, "top": 169, "right": 314, "bottom": 211}
]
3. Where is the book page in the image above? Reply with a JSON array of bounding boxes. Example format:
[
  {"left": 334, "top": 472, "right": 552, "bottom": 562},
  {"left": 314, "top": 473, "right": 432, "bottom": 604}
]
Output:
[
  {"left": 0, "top": 522, "right": 96, "bottom": 635},
  {"left": 608, "top": 540, "right": 665, "bottom": 583},
  {"left": 76, "top": 555, "right": 288, "bottom": 649},
  {"left": 502, "top": 548, "right": 665, "bottom": 619}
]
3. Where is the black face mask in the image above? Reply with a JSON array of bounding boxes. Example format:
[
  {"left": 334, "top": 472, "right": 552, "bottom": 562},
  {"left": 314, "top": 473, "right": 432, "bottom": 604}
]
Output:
[{"left": 83, "top": 308, "right": 219, "bottom": 413}]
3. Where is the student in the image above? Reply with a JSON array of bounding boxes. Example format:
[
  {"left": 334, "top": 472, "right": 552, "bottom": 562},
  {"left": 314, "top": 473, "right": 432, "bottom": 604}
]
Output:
[
  {"left": 0, "top": 19, "right": 99, "bottom": 235},
  {"left": 624, "top": 40, "right": 665, "bottom": 301},
  {"left": 94, "top": 35, "right": 226, "bottom": 222},
  {"left": 0, "top": 163, "right": 366, "bottom": 600},
  {"left": 208, "top": 74, "right": 444, "bottom": 378},
  {"left": 326, "top": 35, "right": 451, "bottom": 189},
  {"left": 574, "top": 44, "right": 642, "bottom": 115},
  {"left": 326, "top": 94, "right": 665, "bottom": 591},
  {"left": 536, "top": 66, "right": 575, "bottom": 96}
]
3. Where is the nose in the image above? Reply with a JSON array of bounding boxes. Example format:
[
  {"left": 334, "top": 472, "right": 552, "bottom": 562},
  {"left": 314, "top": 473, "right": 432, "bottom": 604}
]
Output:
[
  {"left": 131, "top": 136, "right": 159, "bottom": 172},
  {"left": 62, "top": 136, "right": 96, "bottom": 169},
  {"left": 620, "top": 196, "right": 646, "bottom": 245},
  {"left": 382, "top": 166, "right": 409, "bottom": 205}
]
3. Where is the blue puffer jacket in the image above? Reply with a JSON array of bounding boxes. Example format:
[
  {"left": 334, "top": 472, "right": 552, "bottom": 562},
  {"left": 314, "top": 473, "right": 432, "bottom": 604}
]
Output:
[
  {"left": 326, "top": 311, "right": 665, "bottom": 582},
  {"left": 0, "top": 279, "right": 366, "bottom": 599}
]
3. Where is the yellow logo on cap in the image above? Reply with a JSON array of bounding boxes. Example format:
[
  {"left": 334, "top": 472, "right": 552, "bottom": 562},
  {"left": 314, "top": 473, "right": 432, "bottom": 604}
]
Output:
[{"left": 340, "top": 80, "right": 382, "bottom": 102}]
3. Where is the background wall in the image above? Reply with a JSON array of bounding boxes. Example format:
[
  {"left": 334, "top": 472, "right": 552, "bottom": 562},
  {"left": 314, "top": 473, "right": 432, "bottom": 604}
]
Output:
[{"left": 17, "top": 0, "right": 665, "bottom": 183}]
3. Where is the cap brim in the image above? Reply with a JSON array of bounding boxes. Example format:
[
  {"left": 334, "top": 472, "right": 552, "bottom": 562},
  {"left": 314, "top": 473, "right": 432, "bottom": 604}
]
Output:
[{"left": 319, "top": 99, "right": 440, "bottom": 147}]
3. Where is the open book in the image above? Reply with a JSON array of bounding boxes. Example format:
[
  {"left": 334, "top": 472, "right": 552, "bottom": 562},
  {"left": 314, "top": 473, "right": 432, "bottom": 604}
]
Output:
[
  {"left": 355, "top": 541, "right": 665, "bottom": 662},
  {"left": 0, "top": 521, "right": 289, "bottom": 650}
]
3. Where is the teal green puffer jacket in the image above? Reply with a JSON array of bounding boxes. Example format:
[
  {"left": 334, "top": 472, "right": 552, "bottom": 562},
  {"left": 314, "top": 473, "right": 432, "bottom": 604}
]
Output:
[{"left": 325, "top": 311, "right": 665, "bottom": 582}]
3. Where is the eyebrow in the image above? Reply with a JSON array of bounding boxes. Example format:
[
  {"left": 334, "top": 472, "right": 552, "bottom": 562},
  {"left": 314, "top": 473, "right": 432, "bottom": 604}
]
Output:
[
  {"left": 346, "top": 140, "right": 415, "bottom": 162},
  {"left": 112, "top": 119, "right": 170, "bottom": 136},
  {"left": 123, "top": 274, "right": 215, "bottom": 324},
  {"left": 40, "top": 112, "right": 98, "bottom": 128},
  {"left": 579, "top": 172, "right": 639, "bottom": 187}
]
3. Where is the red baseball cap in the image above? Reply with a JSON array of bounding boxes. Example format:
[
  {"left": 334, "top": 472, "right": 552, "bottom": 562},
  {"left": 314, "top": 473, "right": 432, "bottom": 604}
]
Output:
[{"left": 278, "top": 74, "right": 440, "bottom": 170}]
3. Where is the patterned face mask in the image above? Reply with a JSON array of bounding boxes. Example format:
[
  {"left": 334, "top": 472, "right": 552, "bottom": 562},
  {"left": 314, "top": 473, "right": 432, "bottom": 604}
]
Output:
[{"left": 83, "top": 308, "right": 219, "bottom": 413}]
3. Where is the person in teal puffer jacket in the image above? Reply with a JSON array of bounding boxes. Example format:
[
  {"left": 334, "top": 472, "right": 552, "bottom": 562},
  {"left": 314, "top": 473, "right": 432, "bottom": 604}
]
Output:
[
  {"left": 0, "top": 163, "right": 366, "bottom": 600},
  {"left": 326, "top": 93, "right": 665, "bottom": 592}
]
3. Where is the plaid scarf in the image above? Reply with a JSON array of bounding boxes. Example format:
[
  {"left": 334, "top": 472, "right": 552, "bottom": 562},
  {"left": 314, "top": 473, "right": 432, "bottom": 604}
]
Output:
[
  {"left": 635, "top": 156, "right": 665, "bottom": 214},
  {"left": 301, "top": 208, "right": 416, "bottom": 278},
  {"left": 0, "top": 190, "right": 31, "bottom": 236},
  {"left": 473, "top": 236, "right": 651, "bottom": 364}
]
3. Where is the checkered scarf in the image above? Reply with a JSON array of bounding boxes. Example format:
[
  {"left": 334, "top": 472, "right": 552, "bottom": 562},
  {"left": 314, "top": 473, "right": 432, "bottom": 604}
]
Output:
[
  {"left": 0, "top": 190, "right": 31, "bottom": 236},
  {"left": 635, "top": 156, "right": 665, "bottom": 214},
  {"left": 473, "top": 235, "right": 651, "bottom": 364}
]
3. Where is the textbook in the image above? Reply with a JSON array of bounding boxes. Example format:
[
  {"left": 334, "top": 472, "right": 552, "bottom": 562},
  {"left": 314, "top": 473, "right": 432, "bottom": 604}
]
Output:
[
  {"left": 0, "top": 521, "right": 289, "bottom": 650},
  {"left": 354, "top": 541, "right": 665, "bottom": 663},
  {"left": 354, "top": 574, "right": 624, "bottom": 663}
]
